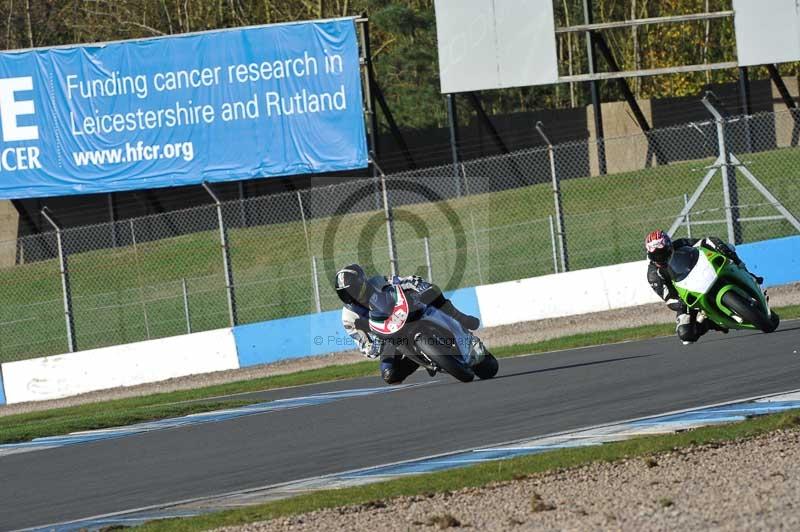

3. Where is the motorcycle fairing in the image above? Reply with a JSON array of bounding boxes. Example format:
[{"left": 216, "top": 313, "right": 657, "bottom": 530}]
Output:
[
  {"left": 419, "top": 305, "right": 485, "bottom": 367},
  {"left": 369, "top": 285, "right": 410, "bottom": 335}
]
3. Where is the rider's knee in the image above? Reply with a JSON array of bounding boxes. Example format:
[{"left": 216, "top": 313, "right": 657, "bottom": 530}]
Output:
[
  {"left": 381, "top": 355, "right": 417, "bottom": 384},
  {"left": 676, "top": 313, "right": 702, "bottom": 343},
  {"left": 677, "top": 323, "right": 700, "bottom": 343}
]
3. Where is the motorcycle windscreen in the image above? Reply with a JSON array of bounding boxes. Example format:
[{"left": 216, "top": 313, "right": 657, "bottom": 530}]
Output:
[{"left": 673, "top": 249, "right": 718, "bottom": 295}]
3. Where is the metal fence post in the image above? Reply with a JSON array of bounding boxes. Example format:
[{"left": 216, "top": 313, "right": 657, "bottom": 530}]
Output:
[
  {"left": 446, "top": 93, "right": 462, "bottom": 194},
  {"left": 41, "top": 207, "right": 77, "bottom": 353},
  {"left": 203, "top": 182, "right": 238, "bottom": 326},
  {"left": 702, "top": 95, "right": 741, "bottom": 244},
  {"left": 182, "top": 278, "right": 192, "bottom": 334},
  {"left": 462, "top": 168, "right": 484, "bottom": 284},
  {"left": 536, "top": 122, "right": 570, "bottom": 272},
  {"left": 130, "top": 218, "right": 138, "bottom": 253},
  {"left": 372, "top": 155, "right": 399, "bottom": 276},
  {"left": 683, "top": 193, "right": 693, "bottom": 239},
  {"left": 238, "top": 182, "right": 249, "bottom": 228},
  {"left": 311, "top": 256, "right": 322, "bottom": 313},
  {"left": 297, "top": 190, "right": 313, "bottom": 259},
  {"left": 423, "top": 237, "right": 433, "bottom": 282},
  {"left": 548, "top": 215, "right": 559, "bottom": 274}
]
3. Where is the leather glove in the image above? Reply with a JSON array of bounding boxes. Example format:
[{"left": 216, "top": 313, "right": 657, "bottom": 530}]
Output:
[{"left": 366, "top": 335, "right": 385, "bottom": 359}]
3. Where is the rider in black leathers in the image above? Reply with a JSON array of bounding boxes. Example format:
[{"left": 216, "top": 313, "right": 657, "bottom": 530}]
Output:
[
  {"left": 335, "top": 264, "right": 480, "bottom": 384},
  {"left": 645, "top": 230, "right": 763, "bottom": 344}
]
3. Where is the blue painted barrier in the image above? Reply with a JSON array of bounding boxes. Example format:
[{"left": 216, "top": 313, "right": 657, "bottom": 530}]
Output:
[
  {"left": 233, "top": 287, "right": 481, "bottom": 368},
  {"left": 444, "top": 287, "right": 482, "bottom": 322},
  {"left": 0, "top": 368, "right": 5, "bottom": 405},
  {"left": 738, "top": 235, "right": 800, "bottom": 288},
  {"left": 234, "top": 309, "right": 348, "bottom": 368}
]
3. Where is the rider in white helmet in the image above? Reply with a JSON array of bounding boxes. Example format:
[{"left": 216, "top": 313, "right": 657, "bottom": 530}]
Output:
[{"left": 335, "top": 263, "right": 479, "bottom": 384}]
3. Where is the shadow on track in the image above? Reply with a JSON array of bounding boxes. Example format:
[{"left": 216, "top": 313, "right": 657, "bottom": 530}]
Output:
[
  {"left": 699, "top": 324, "right": 800, "bottom": 346},
  {"left": 490, "top": 353, "right": 657, "bottom": 382}
]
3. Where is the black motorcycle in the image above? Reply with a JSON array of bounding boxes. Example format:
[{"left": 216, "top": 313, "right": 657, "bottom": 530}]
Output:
[{"left": 368, "top": 285, "right": 499, "bottom": 383}]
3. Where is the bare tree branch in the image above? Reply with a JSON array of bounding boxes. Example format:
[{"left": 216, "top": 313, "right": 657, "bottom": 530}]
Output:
[{"left": 6, "top": 0, "right": 13, "bottom": 49}]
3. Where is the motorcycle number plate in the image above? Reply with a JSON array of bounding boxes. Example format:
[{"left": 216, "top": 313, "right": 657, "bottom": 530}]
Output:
[{"left": 675, "top": 252, "right": 718, "bottom": 295}]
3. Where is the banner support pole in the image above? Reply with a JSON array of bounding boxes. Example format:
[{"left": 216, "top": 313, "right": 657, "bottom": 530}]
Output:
[
  {"left": 41, "top": 207, "right": 77, "bottom": 353},
  {"left": 203, "top": 182, "right": 238, "bottom": 327},
  {"left": 371, "top": 155, "right": 399, "bottom": 277},
  {"left": 358, "top": 16, "right": 380, "bottom": 174}
]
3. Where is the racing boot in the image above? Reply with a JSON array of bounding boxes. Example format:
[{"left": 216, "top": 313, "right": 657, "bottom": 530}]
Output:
[
  {"left": 440, "top": 299, "right": 480, "bottom": 330},
  {"left": 697, "top": 313, "right": 728, "bottom": 334}
]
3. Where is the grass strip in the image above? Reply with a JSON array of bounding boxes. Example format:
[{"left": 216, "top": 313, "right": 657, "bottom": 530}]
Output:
[
  {"left": 1, "top": 304, "right": 797, "bottom": 444},
  {"left": 137, "top": 408, "right": 800, "bottom": 531}
]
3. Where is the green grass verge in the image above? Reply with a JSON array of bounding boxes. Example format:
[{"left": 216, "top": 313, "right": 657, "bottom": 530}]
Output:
[
  {"left": 1, "top": 304, "right": 797, "bottom": 445},
  {"left": 2, "top": 145, "right": 799, "bottom": 361},
  {"left": 137, "top": 408, "right": 800, "bottom": 531}
]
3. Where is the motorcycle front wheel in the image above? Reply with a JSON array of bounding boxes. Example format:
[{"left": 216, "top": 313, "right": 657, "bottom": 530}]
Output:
[
  {"left": 415, "top": 331, "right": 474, "bottom": 383},
  {"left": 721, "top": 290, "right": 775, "bottom": 333}
]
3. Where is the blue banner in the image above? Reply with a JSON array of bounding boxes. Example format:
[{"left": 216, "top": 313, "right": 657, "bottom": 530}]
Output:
[{"left": 0, "top": 18, "right": 367, "bottom": 199}]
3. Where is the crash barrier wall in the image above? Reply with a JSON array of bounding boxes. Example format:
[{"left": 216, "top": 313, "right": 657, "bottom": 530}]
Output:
[
  {"left": 737, "top": 235, "right": 800, "bottom": 287},
  {"left": 0, "top": 235, "right": 796, "bottom": 405},
  {"left": 475, "top": 261, "right": 660, "bottom": 328},
  {"left": 0, "top": 328, "right": 239, "bottom": 404}
]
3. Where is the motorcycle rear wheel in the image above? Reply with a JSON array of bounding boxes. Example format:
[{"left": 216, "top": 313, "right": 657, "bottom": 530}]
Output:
[
  {"left": 721, "top": 290, "right": 775, "bottom": 333},
  {"left": 416, "top": 332, "right": 474, "bottom": 383}
]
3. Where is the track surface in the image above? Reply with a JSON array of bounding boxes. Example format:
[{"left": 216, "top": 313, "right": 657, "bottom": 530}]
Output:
[{"left": 2, "top": 323, "right": 800, "bottom": 530}]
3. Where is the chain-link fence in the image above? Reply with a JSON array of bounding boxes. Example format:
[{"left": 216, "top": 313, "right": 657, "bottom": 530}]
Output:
[{"left": 2, "top": 103, "right": 799, "bottom": 362}]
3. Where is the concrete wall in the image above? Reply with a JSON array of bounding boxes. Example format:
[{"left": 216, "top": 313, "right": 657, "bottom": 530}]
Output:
[
  {"left": 1, "top": 328, "right": 239, "bottom": 404},
  {"left": 772, "top": 77, "right": 800, "bottom": 149},
  {"left": 586, "top": 99, "right": 655, "bottom": 176},
  {"left": 0, "top": 201, "right": 18, "bottom": 267},
  {"left": 585, "top": 76, "right": 800, "bottom": 176},
  {"left": 475, "top": 260, "right": 660, "bottom": 328}
]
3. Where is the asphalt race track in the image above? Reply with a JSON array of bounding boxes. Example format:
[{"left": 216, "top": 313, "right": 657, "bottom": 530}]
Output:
[{"left": 2, "top": 322, "right": 800, "bottom": 530}]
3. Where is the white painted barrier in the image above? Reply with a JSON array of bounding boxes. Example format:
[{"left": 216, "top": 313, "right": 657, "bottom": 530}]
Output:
[
  {"left": 475, "top": 260, "right": 662, "bottom": 327},
  {"left": 1, "top": 328, "right": 238, "bottom": 404}
]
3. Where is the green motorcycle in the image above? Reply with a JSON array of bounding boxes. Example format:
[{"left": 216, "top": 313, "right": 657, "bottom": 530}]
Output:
[{"left": 668, "top": 245, "right": 780, "bottom": 333}]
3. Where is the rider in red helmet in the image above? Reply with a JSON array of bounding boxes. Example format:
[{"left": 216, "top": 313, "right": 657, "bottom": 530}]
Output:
[{"left": 645, "top": 230, "right": 763, "bottom": 344}]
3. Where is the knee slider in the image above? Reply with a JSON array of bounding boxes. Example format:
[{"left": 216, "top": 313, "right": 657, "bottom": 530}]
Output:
[{"left": 677, "top": 323, "right": 699, "bottom": 343}]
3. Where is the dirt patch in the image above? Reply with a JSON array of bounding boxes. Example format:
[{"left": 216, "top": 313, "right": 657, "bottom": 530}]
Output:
[
  {"left": 2, "top": 283, "right": 797, "bottom": 417},
  {"left": 216, "top": 427, "right": 800, "bottom": 531}
]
